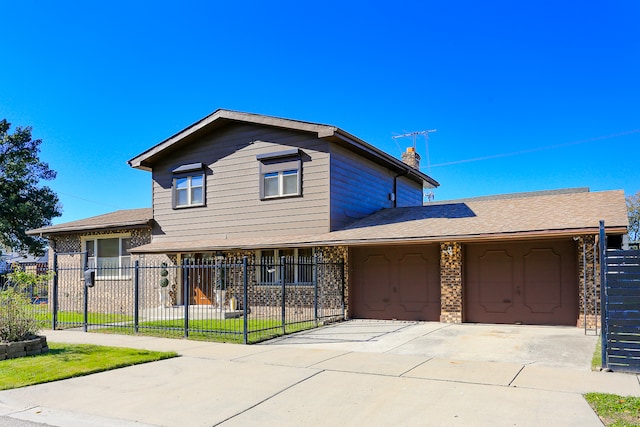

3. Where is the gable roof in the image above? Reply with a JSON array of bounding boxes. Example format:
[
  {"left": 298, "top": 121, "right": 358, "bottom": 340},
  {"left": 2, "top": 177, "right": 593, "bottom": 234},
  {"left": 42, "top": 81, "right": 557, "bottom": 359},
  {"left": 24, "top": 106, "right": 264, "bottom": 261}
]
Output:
[
  {"left": 27, "top": 208, "right": 153, "bottom": 236},
  {"left": 127, "top": 109, "right": 439, "bottom": 188},
  {"left": 129, "top": 189, "right": 627, "bottom": 253}
]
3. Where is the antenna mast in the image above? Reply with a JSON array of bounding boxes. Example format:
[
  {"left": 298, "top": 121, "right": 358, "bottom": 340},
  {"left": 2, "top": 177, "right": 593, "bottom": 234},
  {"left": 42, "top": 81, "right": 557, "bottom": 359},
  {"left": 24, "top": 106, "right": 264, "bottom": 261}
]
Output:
[
  {"left": 392, "top": 129, "right": 437, "bottom": 203},
  {"left": 392, "top": 129, "right": 437, "bottom": 173}
]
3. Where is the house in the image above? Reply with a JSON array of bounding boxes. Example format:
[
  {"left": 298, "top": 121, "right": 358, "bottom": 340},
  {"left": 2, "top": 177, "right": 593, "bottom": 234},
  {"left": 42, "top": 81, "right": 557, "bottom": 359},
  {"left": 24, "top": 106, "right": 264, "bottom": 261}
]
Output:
[{"left": 28, "top": 109, "right": 629, "bottom": 327}]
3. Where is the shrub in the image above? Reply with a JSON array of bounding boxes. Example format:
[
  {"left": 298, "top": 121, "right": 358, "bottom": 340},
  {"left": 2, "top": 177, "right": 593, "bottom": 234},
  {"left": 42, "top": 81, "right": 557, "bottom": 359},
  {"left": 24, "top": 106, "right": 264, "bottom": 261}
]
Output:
[{"left": 0, "top": 264, "right": 51, "bottom": 342}]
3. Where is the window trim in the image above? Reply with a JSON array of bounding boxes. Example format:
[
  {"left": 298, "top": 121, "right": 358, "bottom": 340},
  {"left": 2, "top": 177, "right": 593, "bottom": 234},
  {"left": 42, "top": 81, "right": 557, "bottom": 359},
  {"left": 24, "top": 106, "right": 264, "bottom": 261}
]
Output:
[
  {"left": 81, "top": 234, "right": 132, "bottom": 280},
  {"left": 257, "top": 151, "right": 302, "bottom": 200},
  {"left": 172, "top": 163, "right": 206, "bottom": 209}
]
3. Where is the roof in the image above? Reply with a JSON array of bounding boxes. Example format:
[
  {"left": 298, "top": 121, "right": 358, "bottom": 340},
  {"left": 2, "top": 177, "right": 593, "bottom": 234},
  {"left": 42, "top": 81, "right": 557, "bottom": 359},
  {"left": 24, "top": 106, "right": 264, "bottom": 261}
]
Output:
[
  {"left": 127, "top": 109, "right": 439, "bottom": 188},
  {"left": 1, "top": 250, "right": 48, "bottom": 264},
  {"left": 27, "top": 208, "right": 154, "bottom": 236},
  {"left": 130, "top": 189, "right": 628, "bottom": 253}
]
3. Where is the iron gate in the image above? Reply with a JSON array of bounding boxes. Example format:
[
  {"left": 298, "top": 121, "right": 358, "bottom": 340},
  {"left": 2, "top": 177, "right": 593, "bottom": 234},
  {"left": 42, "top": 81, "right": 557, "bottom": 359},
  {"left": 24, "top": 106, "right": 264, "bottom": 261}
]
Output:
[{"left": 601, "top": 223, "right": 640, "bottom": 373}]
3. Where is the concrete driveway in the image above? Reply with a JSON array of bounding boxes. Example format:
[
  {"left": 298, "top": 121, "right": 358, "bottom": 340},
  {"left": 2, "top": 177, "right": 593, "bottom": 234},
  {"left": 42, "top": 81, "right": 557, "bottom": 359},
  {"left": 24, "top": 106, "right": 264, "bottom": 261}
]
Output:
[
  {"left": 263, "top": 320, "right": 599, "bottom": 370},
  {"left": 3, "top": 322, "right": 635, "bottom": 427}
]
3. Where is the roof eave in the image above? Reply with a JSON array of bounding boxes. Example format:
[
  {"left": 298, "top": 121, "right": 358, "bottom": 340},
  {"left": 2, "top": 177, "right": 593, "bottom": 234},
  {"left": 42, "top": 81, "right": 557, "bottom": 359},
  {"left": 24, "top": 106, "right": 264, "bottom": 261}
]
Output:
[
  {"left": 27, "top": 221, "right": 153, "bottom": 237},
  {"left": 331, "top": 129, "right": 440, "bottom": 188},
  {"left": 128, "top": 109, "right": 339, "bottom": 170}
]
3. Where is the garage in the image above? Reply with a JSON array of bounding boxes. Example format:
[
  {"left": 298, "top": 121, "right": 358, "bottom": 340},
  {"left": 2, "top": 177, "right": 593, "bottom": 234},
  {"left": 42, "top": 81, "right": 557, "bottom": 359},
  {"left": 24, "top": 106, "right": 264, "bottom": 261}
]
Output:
[
  {"left": 465, "top": 239, "right": 578, "bottom": 325},
  {"left": 351, "top": 245, "right": 440, "bottom": 321}
]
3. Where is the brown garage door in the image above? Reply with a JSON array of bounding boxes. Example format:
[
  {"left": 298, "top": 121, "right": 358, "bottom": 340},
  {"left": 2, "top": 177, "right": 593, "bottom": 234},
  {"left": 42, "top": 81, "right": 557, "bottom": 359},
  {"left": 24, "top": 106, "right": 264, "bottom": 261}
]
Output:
[
  {"left": 351, "top": 245, "right": 440, "bottom": 321},
  {"left": 465, "top": 239, "right": 577, "bottom": 325}
]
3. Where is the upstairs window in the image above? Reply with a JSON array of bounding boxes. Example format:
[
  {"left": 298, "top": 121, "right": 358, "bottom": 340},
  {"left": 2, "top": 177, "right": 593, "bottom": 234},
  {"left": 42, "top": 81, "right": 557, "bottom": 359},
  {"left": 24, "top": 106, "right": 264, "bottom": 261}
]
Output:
[
  {"left": 257, "top": 149, "right": 302, "bottom": 200},
  {"left": 172, "top": 163, "right": 206, "bottom": 208},
  {"left": 264, "top": 170, "right": 299, "bottom": 198},
  {"left": 84, "top": 235, "right": 131, "bottom": 279}
]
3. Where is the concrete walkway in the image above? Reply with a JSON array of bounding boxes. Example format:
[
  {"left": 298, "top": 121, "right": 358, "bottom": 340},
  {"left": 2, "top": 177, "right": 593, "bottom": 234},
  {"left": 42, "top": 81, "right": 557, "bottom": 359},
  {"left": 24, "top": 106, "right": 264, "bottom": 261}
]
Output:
[{"left": 0, "top": 322, "right": 638, "bottom": 426}]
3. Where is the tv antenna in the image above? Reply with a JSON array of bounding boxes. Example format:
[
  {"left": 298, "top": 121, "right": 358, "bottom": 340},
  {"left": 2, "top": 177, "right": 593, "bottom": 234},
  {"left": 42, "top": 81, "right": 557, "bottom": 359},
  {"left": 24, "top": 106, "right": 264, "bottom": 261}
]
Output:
[{"left": 392, "top": 129, "right": 437, "bottom": 174}]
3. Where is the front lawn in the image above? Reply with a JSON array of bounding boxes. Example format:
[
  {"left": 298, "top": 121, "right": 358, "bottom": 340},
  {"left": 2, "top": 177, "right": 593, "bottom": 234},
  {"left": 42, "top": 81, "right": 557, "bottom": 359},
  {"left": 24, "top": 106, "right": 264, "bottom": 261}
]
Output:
[
  {"left": 585, "top": 392, "right": 640, "bottom": 427},
  {"left": 0, "top": 343, "right": 177, "bottom": 390},
  {"left": 103, "top": 318, "right": 317, "bottom": 343}
]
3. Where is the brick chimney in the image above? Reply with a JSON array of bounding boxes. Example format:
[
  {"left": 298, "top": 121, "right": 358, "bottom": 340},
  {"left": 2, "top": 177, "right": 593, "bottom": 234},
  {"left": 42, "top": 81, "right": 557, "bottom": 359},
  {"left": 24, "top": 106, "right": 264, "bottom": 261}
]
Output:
[{"left": 401, "top": 147, "right": 421, "bottom": 170}]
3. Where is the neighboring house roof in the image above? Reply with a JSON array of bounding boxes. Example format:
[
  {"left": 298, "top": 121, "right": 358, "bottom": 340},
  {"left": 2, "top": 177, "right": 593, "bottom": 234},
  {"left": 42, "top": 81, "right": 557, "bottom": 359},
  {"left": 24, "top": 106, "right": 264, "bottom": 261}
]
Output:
[
  {"left": 0, "top": 250, "right": 48, "bottom": 265},
  {"left": 27, "top": 208, "right": 153, "bottom": 236},
  {"left": 129, "top": 189, "right": 628, "bottom": 253},
  {"left": 127, "top": 109, "right": 439, "bottom": 189}
]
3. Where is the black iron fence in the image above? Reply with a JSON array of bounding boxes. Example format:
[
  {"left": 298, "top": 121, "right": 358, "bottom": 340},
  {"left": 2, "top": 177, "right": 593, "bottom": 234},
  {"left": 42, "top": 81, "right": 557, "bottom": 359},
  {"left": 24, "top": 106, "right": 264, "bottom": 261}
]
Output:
[
  {"left": 602, "top": 247, "right": 640, "bottom": 373},
  {"left": 48, "top": 255, "right": 345, "bottom": 344},
  {"left": 0, "top": 262, "right": 49, "bottom": 303}
]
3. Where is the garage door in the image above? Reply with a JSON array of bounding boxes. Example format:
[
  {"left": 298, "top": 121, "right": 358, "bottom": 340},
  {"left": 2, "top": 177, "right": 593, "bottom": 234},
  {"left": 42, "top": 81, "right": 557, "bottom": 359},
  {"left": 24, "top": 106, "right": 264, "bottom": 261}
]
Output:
[
  {"left": 351, "top": 245, "right": 440, "bottom": 321},
  {"left": 465, "top": 239, "right": 577, "bottom": 325}
]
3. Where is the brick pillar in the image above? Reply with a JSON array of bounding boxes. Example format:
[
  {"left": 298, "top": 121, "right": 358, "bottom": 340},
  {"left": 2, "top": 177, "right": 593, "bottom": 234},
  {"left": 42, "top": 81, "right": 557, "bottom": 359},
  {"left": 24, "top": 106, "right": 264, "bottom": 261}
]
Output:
[
  {"left": 401, "top": 147, "right": 421, "bottom": 170},
  {"left": 440, "top": 241, "right": 463, "bottom": 323},
  {"left": 576, "top": 235, "right": 600, "bottom": 329}
]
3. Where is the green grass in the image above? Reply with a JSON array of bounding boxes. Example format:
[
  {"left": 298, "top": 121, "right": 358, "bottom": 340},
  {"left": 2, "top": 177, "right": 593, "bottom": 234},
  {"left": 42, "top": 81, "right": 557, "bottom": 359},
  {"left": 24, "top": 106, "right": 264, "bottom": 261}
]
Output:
[
  {"left": 32, "top": 305, "right": 133, "bottom": 325},
  {"left": 97, "top": 318, "right": 317, "bottom": 343},
  {"left": 592, "top": 338, "right": 602, "bottom": 370},
  {"left": 585, "top": 393, "right": 640, "bottom": 427},
  {"left": 0, "top": 343, "right": 177, "bottom": 390}
]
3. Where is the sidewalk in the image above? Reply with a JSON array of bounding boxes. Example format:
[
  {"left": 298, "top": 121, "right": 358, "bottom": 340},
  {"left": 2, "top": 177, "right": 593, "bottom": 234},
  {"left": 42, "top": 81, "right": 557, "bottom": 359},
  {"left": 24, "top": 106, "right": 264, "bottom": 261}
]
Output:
[{"left": 0, "top": 328, "right": 639, "bottom": 426}]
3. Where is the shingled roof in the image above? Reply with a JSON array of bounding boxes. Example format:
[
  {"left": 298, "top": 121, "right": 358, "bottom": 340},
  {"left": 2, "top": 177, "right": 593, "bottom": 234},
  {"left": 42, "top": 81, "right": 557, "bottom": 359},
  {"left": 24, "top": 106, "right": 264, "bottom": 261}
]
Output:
[
  {"left": 129, "top": 189, "right": 628, "bottom": 253},
  {"left": 27, "top": 208, "right": 153, "bottom": 236},
  {"left": 323, "top": 188, "right": 628, "bottom": 244}
]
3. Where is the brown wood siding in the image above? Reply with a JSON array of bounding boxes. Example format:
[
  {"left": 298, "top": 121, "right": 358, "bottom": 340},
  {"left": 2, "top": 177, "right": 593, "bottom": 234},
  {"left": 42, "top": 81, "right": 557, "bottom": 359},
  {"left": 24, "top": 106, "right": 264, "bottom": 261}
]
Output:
[
  {"left": 465, "top": 239, "right": 578, "bottom": 325},
  {"left": 151, "top": 124, "right": 330, "bottom": 243},
  {"left": 329, "top": 145, "right": 396, "bottom": 231},
  {"left": 395, "top": 176, "right": 423, "bottom": 207},
  {"left": 351, "top": 245, "right": 441, "bottom": 321}
]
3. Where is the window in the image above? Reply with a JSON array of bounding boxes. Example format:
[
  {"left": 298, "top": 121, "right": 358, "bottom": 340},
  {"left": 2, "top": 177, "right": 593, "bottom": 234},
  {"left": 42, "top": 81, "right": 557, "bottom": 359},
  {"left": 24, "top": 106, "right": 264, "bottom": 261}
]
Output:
[
  {"left": 257, "top": 149, "right": 302, "bottom": 199},
  {"left": 84, "top": 236, "right": 132, "bottom": 278},
  {"left": 172, "top": 163, "right": 205, "bottom": 208},
  {"left": 263, "top": 170, "right": 299, "bottom": 198},
  {"left": 257, "top": 248, "right": 313, "bottom": 285}
]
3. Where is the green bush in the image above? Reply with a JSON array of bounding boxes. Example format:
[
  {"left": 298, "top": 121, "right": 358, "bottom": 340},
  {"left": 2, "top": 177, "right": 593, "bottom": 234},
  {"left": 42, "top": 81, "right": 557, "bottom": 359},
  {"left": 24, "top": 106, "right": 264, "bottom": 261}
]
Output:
[{"left": 0, "top": 264, "right": 51, "bottom": 342}]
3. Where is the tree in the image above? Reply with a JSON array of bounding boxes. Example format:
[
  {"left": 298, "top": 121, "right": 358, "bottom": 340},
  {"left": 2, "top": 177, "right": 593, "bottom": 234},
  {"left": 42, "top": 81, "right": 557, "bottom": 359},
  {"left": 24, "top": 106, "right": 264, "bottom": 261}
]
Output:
[
  {"left": 627, "top": 191, "right": 640, "bottom": 245},
  {"left": 0, "top": 120, "right": 61, "bottom": 255}
]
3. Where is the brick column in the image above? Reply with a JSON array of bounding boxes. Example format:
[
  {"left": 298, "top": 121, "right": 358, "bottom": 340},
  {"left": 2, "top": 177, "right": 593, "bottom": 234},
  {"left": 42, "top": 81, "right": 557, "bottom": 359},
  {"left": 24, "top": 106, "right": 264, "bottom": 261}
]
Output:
[
  {"left": 440, "top": 241, "right": 463, "bottom": 323},
  {"left": 576, "top": 235, "right": 600, "bottom": 329}
]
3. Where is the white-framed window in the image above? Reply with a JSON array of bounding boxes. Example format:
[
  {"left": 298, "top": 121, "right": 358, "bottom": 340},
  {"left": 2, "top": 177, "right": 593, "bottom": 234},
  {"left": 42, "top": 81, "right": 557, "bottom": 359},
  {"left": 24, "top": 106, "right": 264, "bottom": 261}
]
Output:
[
  {"left": 263, "top": 169, "right": 299, "bottom": 198},
  {"left": 172, "top": 163, "right": 206, "bottom": 208},
  {"left": 257, "top": 149, "right": 302, "bottom": 200},
  {"left": 257, "top": 248, "right": 313, "bottom": 285},
  {"left": 83, "top": 235, "right": 132, "bottom": 279}
]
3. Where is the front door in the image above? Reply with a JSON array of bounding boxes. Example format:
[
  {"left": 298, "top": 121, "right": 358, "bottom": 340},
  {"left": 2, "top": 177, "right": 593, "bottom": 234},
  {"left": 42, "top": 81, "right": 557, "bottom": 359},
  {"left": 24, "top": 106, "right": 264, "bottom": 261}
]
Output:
[{"left": 189, "top": 254, "right": 215, "bottom": 305}]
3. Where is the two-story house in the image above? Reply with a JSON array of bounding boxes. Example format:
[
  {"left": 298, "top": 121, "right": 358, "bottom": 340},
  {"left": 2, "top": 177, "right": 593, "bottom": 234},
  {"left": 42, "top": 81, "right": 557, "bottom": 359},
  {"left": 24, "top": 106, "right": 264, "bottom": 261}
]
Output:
[{"left": 29, "top": 109, "right": 629, "bottom": 327}]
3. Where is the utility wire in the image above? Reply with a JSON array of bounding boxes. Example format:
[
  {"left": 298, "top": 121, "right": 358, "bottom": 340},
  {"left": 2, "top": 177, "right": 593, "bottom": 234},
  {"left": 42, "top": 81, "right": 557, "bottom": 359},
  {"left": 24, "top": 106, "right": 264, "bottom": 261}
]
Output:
[{"left": 430, "top": 129, "right": 640, "bottom": 168}]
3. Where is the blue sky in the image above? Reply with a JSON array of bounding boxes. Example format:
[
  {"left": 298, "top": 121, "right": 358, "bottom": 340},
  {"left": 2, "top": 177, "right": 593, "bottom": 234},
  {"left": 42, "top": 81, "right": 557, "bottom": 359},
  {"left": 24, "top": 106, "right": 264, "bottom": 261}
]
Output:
[{"left": 1, "top": 1, "right": 638, "bottom": 225}]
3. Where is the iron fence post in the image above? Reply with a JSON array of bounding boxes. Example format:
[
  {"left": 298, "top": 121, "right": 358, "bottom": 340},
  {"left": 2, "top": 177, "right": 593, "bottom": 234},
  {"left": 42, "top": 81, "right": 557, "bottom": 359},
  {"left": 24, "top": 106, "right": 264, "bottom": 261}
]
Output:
[
  {"left": 52, "top": 252, "right": 58, "bottom": 330},
  {"left": 341, "top": 260, "right": 346, "bottom": 319},
  {"left": 243, "top": 256, "right": 248, "bottom": 344},
  {"left": 313, "top": 256, "right": 318, "bottom": 325},
  {"left": 281, "top": 256, "right": 286, "bottom": 335},
  {"left": 134, "top": 261, "right": 139, "bottom": 334},
  {"left": 599, "top": 220, "right": 607, "bottom": 369},
  {"left": 83, "top": 251, "right": 89, "bottom": 332},
  {"left": 183, "top": 258, "right": 190, "bottom": 338}
]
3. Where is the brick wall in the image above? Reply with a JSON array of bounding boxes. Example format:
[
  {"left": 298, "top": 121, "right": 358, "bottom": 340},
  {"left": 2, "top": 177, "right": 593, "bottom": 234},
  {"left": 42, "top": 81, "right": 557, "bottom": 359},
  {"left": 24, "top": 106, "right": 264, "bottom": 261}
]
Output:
[{"left": 440, "top": 241, "right": 463, "bottom": 323}]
